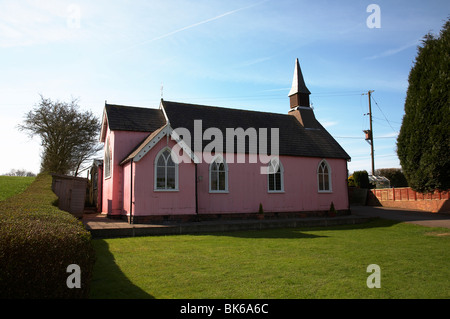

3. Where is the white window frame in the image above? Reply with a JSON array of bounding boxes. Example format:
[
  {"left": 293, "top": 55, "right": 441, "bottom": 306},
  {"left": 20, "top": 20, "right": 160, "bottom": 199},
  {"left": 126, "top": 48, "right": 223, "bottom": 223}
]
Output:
[
  {"left": 104, "top": 138, "right": 111, "bottom": 179},
  {"left": 267, "top": 157, "right": 284, "bottom": 193},
  {"left": 317, "top": 159, "right": 332, "bottom": 193},
  {"left": 209, "top": 154, "right": 228, "bottom": 193},
  {"left": 154, "top": 147, "right": 179, "bottom": 191}
]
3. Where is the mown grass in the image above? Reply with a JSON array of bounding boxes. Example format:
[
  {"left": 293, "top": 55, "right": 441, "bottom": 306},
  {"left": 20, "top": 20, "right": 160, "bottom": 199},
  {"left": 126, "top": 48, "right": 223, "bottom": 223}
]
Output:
[
  {"left": 0, "top": 176, "right": 35, "bottom": 201},
  {"left": 90, "top": 219, "right": 450, "bottom": 299}
]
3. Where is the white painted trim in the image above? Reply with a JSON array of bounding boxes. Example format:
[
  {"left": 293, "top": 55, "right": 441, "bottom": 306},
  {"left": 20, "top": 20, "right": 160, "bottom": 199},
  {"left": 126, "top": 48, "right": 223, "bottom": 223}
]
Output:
[
  {"left": 104, "top": 137, "right": 112, "bottom": 179},
  {"left": 170, "top": 127, "right": 200, "bottom": 164},
  {"left": 267, "top": 157, "right": 284, "bottom": 193},
  {"left": 317, "top": 159, "right": 332, "bottom": 193},
  {"left": 289, "top": 106, "right": 311, "bottom": 112},
  {"left": 209, "top": 154, "right": 228, "bottom": 193},
  {"left": 100, "top": 108, "right": 109, "bottom": 142},
  {"left": 133, "top": 124, "right": 199, "bottom": 164},
  {"left": 134, "top": 125, "right": 170, "bottom": 163},
  {"left": 154, "top": 146, "right": 179, "bottom": 191},
  {"left": 159, "top": 99, "right": 170, "bottom": 124}
]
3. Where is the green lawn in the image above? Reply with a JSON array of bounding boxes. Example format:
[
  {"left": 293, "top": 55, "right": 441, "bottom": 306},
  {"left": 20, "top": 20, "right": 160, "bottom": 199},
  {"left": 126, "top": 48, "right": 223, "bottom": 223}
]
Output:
[
  {"left": 0, "top": 176, "right": 36, "bottom": 201},
  {"left": 89, "top": 219, "right": 450, "bottom": 299}
]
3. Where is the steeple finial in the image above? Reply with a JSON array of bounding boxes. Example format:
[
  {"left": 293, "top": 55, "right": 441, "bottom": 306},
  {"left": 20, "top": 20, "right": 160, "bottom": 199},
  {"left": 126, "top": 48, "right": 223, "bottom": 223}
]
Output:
[{"left": 288, "top": 58, "right": 311, "bottom": 108}]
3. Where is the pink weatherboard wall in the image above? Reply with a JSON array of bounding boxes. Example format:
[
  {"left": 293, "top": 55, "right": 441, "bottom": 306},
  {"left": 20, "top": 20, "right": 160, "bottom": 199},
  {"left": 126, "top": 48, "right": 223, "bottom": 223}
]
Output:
[
  {"left": 100, "top": 59, "right": 351, "bottom": 221},
  {"left": 102, "top": 129, "right": 349, "bottom": 219},
  {"left": 131, "top": 138, "right": 196, "bottom": 217},
  {"left": 195, "top": 153, "right": 348, "bottom": 215},
  {"left": 102, "top": 128, "right": 149, "bottom": 216}
]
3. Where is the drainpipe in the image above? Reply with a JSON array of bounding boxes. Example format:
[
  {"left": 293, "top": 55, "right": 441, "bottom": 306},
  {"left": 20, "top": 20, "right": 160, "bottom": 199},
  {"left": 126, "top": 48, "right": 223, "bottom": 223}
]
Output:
[
  {"left": 130, "top": 159, "right": 134, "bottom": 225},
  {"left": 195, "top": 163, "right": 199, "bottom": 221}
]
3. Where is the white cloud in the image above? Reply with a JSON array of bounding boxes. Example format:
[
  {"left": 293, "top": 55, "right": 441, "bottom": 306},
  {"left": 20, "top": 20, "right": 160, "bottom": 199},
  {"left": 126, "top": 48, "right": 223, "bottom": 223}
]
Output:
[
  {"left": 0, "top": 0, "right": 81, "bottom": 48},
  {"left": 364, "top": 39, "right": 421, "bottom": 60},
  {"left": 112, "top": 0, "right": 270, "bottom": 55},
  {"left": 321, "top": 120, "right": 339, "bottom": 128},
  {"left": 234, "top": 56, "right": 274, "bottom": 68},
  {"left": 378, "top": 132, "right": 399, "bottom": 138}
]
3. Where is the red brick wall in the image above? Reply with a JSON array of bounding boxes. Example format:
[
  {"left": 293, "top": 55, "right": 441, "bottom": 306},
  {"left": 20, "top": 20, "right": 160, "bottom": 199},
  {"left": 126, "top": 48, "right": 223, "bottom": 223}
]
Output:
[{"left": 369, "top": 188, "right": 450, "bottom": 213}]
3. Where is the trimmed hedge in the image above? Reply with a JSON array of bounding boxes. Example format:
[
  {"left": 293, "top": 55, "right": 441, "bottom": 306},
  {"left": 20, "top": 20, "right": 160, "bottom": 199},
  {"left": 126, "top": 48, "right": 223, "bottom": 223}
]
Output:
[
  {"left": 0, "top": 174, "right": 95, "bottom": 298},
  {"left": 353, "top": 170, "right": 370, "bottom": 189}
]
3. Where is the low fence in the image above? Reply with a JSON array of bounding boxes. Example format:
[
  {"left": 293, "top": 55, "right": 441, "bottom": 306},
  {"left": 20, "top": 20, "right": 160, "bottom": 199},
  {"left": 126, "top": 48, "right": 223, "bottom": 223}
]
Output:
[
  {"left": 369, "top": 187, "right": 450, "bottom": 213},
  {"left": 52, "top": 174, "right": 88, "bottom": 218}
]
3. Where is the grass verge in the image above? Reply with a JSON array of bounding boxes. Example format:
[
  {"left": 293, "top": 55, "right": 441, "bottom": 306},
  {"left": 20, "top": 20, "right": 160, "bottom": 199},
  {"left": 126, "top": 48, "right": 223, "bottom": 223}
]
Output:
[{"left": 0, "top": 176, "right": 35, "bottom": 201}]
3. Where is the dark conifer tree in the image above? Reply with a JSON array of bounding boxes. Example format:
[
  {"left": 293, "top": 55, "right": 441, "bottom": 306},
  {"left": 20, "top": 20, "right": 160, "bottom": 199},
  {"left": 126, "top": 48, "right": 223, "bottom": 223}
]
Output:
[{"left": 397, "top": 19, "right": 450, "bottom": 192}]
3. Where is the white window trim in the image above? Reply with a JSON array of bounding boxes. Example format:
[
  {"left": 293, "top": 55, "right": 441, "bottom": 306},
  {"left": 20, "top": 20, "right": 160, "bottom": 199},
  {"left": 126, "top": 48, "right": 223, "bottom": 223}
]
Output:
[
  {"left": 267, "top": 157, "right": 284, "bottom": 193},
  {"left": 317, "top": 159, "right": 332, "bottom": 193},
  {"left": 154, "top": 147, "right": 179, "bottom": 192},
  {"left": 104, "top": 138, "right": 111, "bottom": 180},
  {"left": 209, "top": 154, "right": 229, "bottom": 193}
]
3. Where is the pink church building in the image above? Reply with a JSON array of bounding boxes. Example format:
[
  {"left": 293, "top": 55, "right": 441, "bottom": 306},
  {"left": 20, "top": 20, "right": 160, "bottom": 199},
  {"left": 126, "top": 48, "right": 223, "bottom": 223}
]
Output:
[{"left": 99, "top": 59, "right": 351, "bottom": 223}]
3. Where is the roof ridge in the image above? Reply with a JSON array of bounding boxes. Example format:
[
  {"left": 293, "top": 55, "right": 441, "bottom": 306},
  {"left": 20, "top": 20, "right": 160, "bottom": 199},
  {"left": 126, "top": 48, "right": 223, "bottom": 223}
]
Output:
[
  {"left": 105, "top": 103, "right": 159, "bottom": 110},
  {"left": 163, "top": 100, "right": 292, "bottom": 117}
]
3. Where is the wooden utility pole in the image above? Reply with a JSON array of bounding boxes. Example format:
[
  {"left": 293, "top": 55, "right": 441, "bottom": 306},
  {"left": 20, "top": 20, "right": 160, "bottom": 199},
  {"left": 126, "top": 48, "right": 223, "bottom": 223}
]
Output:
[
  {"left": 367, "top": 90, "right": 375, "bottom": 175},
  {"left": 363, "top": 90, "right": 375, "bottom": 175}
]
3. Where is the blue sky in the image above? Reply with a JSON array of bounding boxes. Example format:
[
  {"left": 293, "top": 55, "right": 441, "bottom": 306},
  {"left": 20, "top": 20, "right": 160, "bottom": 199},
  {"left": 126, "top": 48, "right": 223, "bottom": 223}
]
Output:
[{"left": 0, "top": 0, "right": 448, "bottom": 175}]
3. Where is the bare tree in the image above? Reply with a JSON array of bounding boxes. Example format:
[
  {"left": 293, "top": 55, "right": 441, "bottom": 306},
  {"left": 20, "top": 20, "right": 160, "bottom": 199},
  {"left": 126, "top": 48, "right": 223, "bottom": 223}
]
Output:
[
  {"left": 18, "top": 95, "right": 101, "bottom": 176},
  {"left": 3, "top": 169, "right": 36, "bottom": 177},
  {"left": 72, "top": 142, "right": 103, "bottom": 177}
]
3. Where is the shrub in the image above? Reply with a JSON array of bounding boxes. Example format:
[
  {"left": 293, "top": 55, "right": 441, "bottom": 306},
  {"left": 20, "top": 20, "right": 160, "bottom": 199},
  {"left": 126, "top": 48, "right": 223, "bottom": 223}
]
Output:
[
  {"left": 353, "top": 170, "right": 370, "bottom": 189},
  {"left": 347, "top": 175, "right": 356, "bottom": 187},
  {"left": 375, "top": 168, "right": 408, "bottom": 188},
  {"left": 328, "top": 202, "right": 336, "bottom": 217},
  {"left": 0, "top": 174, "right": 95, "bottom": 298}
]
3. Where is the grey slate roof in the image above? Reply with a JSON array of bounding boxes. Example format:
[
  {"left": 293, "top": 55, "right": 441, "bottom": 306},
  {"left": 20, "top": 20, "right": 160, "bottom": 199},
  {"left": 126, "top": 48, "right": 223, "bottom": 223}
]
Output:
[
  {"left": 162, "top": 100, "right": 350, "bottom": 160},
  {"left": 105, "top": 100, "right": 350, "bottom": 163},
  {"left": 104, "top": 103, "right": 166, "bottom": 132}
]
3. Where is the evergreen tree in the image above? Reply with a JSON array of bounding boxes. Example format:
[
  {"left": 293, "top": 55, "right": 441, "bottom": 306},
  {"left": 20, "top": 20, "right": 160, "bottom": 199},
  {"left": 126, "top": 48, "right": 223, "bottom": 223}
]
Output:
[{"left": 397, "top": 19, "right": 450, "bottom": 192}]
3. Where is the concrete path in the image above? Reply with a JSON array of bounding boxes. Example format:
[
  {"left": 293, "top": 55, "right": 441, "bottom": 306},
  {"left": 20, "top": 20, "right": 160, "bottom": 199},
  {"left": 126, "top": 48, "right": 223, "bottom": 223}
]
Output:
[
  {"left": 82, "top": 213, "right": 372, "bottom": 239},
  {"left": 81, "top": 205, "right": 450, "bottom": 238},
  {"left": 351, "top": 205, "right": 450, "bottom": 229}
]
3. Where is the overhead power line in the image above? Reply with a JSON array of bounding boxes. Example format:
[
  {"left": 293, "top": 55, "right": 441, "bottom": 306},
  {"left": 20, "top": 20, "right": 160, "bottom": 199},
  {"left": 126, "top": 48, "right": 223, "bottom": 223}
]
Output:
[
  {"left": 371, "top": 95, "right": 398, "bottom": 133},
  {"left": 335, "top": 136, "right": 396, "bottom": 139}
]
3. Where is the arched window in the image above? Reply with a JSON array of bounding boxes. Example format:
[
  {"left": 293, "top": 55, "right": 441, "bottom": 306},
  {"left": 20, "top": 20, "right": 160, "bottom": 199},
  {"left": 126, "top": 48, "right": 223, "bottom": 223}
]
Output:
[
  {"left": 154, "top": 148, "right": 178, "bottom": 191},
  {"left": 104, "top": 138, "right": 111, "bottom": 179},
  {"left": 209, "top": 155, "right": 228, "bottom": 192},
  {"left": 317, "top": 159, "right": 332, "bottom": 192},
  {"left": 268, "top": 158, "right": 283, "bottom": 192}
]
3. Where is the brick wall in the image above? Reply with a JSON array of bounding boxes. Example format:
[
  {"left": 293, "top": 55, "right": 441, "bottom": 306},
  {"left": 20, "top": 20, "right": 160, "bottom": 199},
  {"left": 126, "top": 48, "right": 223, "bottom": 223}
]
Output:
[{"left": 369, "top": 188, "right": 450, "bottom": 213}]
